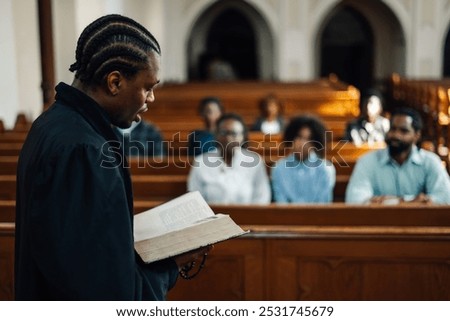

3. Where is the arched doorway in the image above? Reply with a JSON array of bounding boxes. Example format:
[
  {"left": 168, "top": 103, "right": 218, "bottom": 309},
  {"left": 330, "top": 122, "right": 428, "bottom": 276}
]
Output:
[
  {"left": 320, "top": 6, "right": 374, "bottom": 91},
  {"left": 187, "top": 1, "right": 273, "bottom": 81},
  {"left": 201, "top": 8, "right": 257, "bottom": 80},
  {"left": 443, "top": 28, "right": 450, "bottom": 76},
  {"left": 317, "top": 0, "right": 405, "bottom": 94}
]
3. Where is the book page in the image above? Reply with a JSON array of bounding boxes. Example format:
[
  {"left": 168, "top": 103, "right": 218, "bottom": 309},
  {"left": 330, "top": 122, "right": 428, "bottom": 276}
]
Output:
[
  {"left": 134, "top": 191, "right": 215, "bottom": 241},
  {"left": 135, "top": 214, "right": 249, "bottom": 263}
]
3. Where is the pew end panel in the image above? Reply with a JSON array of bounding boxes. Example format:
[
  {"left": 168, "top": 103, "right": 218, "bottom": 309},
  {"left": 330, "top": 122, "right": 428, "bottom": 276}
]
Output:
[{"left": 0, "top": 223, "right": 14, "bottom": 301}]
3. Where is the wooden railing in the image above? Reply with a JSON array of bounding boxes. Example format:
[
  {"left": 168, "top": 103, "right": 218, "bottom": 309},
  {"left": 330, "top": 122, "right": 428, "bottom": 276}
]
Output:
[{"left": 2, "top": 204, "right": 450, "bottom": 300}]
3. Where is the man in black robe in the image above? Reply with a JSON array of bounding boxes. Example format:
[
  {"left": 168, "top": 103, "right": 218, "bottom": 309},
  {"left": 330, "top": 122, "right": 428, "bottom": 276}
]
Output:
[{"left": 15, "top": 14, "right": 202, "bottom": 300}]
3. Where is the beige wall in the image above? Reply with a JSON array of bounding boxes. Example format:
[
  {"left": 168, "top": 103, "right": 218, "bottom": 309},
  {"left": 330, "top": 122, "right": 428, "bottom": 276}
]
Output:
[
  {"left": 0, "top": 0, "right": 40, "bottom": 128},
  {"left": 2, "top": 0, "right": 450, "bottom": 127}
]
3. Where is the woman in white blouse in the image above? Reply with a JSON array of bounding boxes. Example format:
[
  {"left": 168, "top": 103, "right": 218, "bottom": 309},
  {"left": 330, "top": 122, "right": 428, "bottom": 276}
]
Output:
[{"left": 187, "top": 113, "right": 271, "bottom": 204}]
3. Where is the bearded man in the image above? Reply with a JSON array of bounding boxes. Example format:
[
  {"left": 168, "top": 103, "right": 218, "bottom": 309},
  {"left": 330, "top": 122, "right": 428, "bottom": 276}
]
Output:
[{"left": 345, "top": 107, "right": 450, "bottom": 204}]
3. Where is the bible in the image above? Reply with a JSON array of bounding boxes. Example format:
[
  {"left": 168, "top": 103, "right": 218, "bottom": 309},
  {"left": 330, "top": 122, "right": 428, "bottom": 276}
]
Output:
[{"left": 134, "top": 191, "right": 248, "bottom": 263}]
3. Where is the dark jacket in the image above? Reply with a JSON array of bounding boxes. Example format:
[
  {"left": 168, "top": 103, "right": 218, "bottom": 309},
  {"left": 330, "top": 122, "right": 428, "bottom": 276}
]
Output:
[{"left": 15, "top": 82, "right": 178, "bottom": 300}]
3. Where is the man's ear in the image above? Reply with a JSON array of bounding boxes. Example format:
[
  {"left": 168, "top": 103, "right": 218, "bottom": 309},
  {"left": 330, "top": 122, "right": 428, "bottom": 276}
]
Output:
[
  {"left": 414, "top": 129, "right": 421, "bottom": 143},
  {"left": 106, "top": 71, "right": 122, "bottom": 96}
]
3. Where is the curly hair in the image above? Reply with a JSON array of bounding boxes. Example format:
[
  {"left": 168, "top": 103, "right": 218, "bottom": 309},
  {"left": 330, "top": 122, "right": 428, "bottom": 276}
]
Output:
[
  {"left": 259, "top": 94, "right": 283, "bottom": 117},
  {"left": 69, "top": 14, "right": 160, "bottom": 85},
  {"left": 283, "top": 115, "right": 328, "bottom": 158}
]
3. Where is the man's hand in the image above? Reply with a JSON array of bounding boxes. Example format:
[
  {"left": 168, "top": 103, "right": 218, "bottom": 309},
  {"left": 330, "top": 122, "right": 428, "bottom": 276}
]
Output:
[
  {"left": 408, "top": 193, "right": 432, "bottom": 204},
  {"left": 368, "top": 194, "right": 432, "bottom": 204},
  {"left": 369, "top": 195, "right": 401, "bottom": 204},
  {"left": 173, "top": 245, "right": 213, "bottom": 271}
]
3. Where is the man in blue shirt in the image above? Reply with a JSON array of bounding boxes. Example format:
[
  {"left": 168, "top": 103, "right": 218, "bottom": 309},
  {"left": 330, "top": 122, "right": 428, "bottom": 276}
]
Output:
[{"left": 345, "top": 107, "right": 450, "bottom": 204}]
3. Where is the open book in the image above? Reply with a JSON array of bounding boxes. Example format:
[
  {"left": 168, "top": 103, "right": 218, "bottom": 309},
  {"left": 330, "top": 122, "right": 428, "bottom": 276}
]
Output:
[{"left": 134, "top": 191, "right": 249, "bottom": 263}]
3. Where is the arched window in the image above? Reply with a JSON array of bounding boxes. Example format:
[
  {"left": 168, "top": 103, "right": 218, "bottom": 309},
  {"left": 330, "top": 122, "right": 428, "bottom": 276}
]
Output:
[
  {"left": 205, "top": 8, "right": 257, "bottom": 80},
  {"left": 320, "top": 6, "right": 374, "bottom": 91},
  {"left": 187, "top": 1, "right": 273, "bottom": 81}
]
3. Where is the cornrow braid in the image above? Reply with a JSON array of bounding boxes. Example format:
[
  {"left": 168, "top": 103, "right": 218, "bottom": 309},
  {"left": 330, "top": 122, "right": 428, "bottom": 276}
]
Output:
[{"left": 69, "top": 14, "right": 160, "bottom": 85}]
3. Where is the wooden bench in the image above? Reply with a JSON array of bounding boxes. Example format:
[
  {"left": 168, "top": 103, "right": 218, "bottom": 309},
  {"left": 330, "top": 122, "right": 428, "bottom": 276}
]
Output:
[
  {"left": 0, "top": 166, "right": 353, "bottom": 203},
  {"left": 0, "top": 176, "right": 16, "bottom": 200},
  {"left": 0, "top": 200, "right": 15, "bottom": 222},
  {"left": 0, "top": 143, "right": 23, "bottom": 157},
  {"left": 167, "top": 204, "right": 450, "bottom": 300},
  {"left": 126, "top": 155, "right": 355, "bottom": 177},
  {"left": 145, "top": 80, "right": 360, "bottom": 141},
  {"left": 131, "top": 174, "right": 188, "bottom": 201},
  {"left": 147, "top": 80, "right": 359, "bottom": 118},
  {"left": 157, "top": 119, "right": 348, "bottom": 141},
  {"left": 131, "top": 174, "right": 349, "bottom": 202},
  {"left": 3, "top": 205, "right": 450, "bottom": 300},
  {"left": 0, "top": 223, "right": 14, "bottom": 301},
  {"left": 0, "top": 157, "right": 18, "bottom": 175},
  {"left": 0, "top": 132, "right": 27, "bottom": 143}
]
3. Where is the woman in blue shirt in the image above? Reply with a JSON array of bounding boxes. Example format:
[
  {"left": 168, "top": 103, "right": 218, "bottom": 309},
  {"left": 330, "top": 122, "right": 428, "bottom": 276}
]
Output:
[{"left": 272, "top": 115, "right": 336, "bottom": 203}]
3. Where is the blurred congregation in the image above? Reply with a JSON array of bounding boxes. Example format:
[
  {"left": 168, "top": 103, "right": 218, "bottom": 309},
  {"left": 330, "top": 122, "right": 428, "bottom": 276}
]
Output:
[{"left": 2, "top": 0, "right": 450, "bottom": 301}]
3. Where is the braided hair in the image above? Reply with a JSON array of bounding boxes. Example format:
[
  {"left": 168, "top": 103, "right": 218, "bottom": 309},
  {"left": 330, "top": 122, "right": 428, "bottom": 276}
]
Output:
[{"left": 69, "top": 14, "right": 160, "bottom": 85}]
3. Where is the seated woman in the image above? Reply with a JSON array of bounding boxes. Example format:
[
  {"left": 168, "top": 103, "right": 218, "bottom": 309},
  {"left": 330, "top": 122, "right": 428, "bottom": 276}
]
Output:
[
  {"left": 344, "top": 88, "right": 390, "bottom": 146},
  {"left": 188, "top": 97, "right": 224, "bottom": 156},
  {"left": 272, "top": 115, "right": 336, "bottom": 203},
  {"left": 188, "top": 113, "right": 271, "bottom": 204},
  {"left": 251, "top": 94, "right": 285, "bottom": 134}
]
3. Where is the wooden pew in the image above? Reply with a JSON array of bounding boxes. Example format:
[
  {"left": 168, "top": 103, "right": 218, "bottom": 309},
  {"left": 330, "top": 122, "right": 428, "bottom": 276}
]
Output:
[
  {"left": 127, "top": 156, "right": 355, "bottom": 177},
  {"left": 167, "top": 225, "right": 450, "bottom": 300},
  {"left": 0, "top": 223, "right": 14, "bottom": 301},
  {"left": 0, "top": 174, "right": 188, "bottom": 202},
  {"left": 165, "top": 131, "right": 383, "bottom": 157},
  {"left": 0, "top": 166, "right": 353, "bottom": 203},
  {"left": 0, "top": 176, "right": 16, "bottom": 200},
  {"left": 0, "top": 143, "right": 23, "bottom": 157},
  {"left": 0, "top": 200, "right": 15, "bottom": 222},
  {"left": 0, "top": 132, "right": 27, "bottom": 143},
  {"left": 157, "top": 119, "right": 348, "bottom": 141},
  {"left": 0, "top": 157, "right": 18, "bottom": 175},
  {"left": 132, "top": 174, "right": 349, "bottom": 203},
  {"left": 166, "top": 204, "right": 450, "bottom": 300},
  {"left": 147, "top": 80, "right": 359, "bottom": 119},
  {"left": 3, "top": 205, "right": 450, "bottom": 300},
  {"left": 0, "top": 145, "right": 362, "bottom": 178},
  {"left": 132, "top": 175, "right": 187, "bottom": 201},
  {"left": 0, "top": 204, "right": 450, "bottom": 301},
  {"left": 145, "top": 80, "right": 360, "bottom": 141},
  {"left": 13, "top": 113, "right": 31, "bottom": 133}
]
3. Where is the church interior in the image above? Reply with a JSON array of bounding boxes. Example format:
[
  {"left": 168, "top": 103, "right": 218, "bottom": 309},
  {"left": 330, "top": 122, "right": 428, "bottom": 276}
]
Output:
[{"left": 1, "top": 0, "right": 450, "bottom": 300}]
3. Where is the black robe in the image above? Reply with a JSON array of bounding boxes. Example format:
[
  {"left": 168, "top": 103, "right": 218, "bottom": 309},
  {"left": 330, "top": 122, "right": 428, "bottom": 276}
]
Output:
[{"left": 15, "top": 82, "right": 178, "bottom": 300}]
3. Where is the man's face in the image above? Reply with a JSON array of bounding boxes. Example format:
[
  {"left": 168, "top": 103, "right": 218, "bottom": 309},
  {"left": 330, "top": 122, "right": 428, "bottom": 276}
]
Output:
[
  {"left": 385, "top": 114, "right": 420, "bottom": 156},
  {"left": 108, "top": 51, "right": 160, "bottom": 128},
  {"left": 216, "top": 119, "right": 245, "bottom": 154}
]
